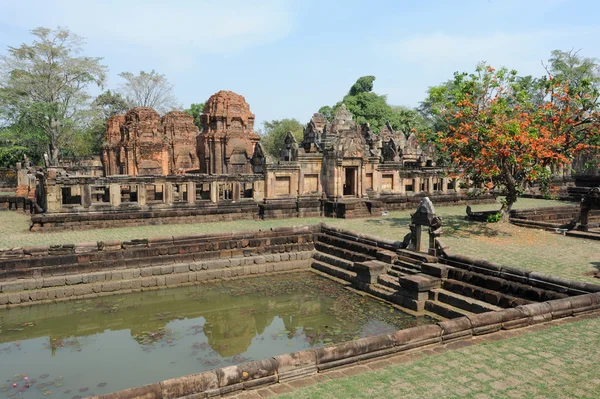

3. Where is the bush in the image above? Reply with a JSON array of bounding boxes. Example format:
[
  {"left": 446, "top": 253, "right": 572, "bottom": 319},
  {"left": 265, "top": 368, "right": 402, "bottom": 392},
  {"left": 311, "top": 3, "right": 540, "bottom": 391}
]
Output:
[{"left": 486, "top": 212, "right": 502, "bottom": 223}]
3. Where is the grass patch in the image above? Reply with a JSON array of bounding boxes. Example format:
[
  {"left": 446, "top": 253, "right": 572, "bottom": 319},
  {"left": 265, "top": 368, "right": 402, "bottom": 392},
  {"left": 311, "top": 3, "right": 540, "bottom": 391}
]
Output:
[{"left": 279, "top": 317, "right": 600, "bottom": 399}]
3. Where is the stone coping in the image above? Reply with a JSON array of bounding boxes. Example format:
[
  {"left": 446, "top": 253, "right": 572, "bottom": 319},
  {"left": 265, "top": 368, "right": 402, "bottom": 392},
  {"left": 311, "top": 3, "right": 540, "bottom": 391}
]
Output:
[
  {"left": 0, "top": 224, "right": 320, "bottom": 262},
  {"left": 89, "top": 292, "right": 600, "bottom": 399}
]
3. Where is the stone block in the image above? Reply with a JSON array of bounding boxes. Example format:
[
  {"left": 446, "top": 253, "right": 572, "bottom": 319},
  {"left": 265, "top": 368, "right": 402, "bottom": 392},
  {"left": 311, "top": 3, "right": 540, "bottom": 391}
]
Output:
[
  {"left": 0, "top": 294, "right": 8, "bottom": 305},
  {"left": 274, "top": 350, "right": 317, "bottom": 381},
  {"left": 73, "top": 285, "right": 93, "bottom": 296},
  {"left": 43, "top": 277, "right": 66, "bottom": 288},
  {"left": 8, "top": 293, "right": 21, "bottom": 304},
  {"left": 215, "top": 358, "right": 278, "bottom": 388},
  {"left": 66, "top": 275, "right": 83, "bottom": 285},
  {"left": 160, "top": 371, "right": 218, "bottom": 399},
  {"left": 98, "top": 383, "right": 162, "bottom": 399},
  {"left": 140, "top": 268, "right": 153, "bottom": 278},
  {"left": 173, "top": 264, "right": 189, "bottom": 274},
  {"left": 354, "top": 260, "right": 387, "bottom": 284},
  {"left": 1, "top": 282, "right": 23, "bottom": 293},
  {"left": 421, "top": 263, "right": 450, "bottom": 279},
  {"left": 142, "top": 277, "right": 157, "bottom": 288},
  {"left": 156, "top": 276, "right": 166, "bottom": 286},
  {"left": 102, "top": 281, "right": 121, "bottom": 292},
  {"left": 398, "top": 275, "right": 441, "bottom": 292},
  {"left": 547, "top": 298, "right": 573, "bottom": 319},
  {"left": 393, "top": 324, "right": 442, "bottom": 347},
  {"left": 315, "top": 334, "right": 395, "bottom": 366},
  {"left": 160, "top": 265, "right": 174, "bottom": 275}
]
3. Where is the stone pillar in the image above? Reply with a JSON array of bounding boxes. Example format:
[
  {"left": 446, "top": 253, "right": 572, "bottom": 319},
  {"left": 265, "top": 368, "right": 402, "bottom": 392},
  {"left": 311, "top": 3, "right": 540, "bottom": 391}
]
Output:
[
  {"left": 165, "top": 183, "right": 174, "bottom": 205},
  {"left": 233, "top": 182, "right": 241, "bottom": 202},
  {"left": 138, "top": 183, "right": 147, "bottom": 206},
  {"left": 82, "top": 184, "right": 92, "bottom": 208},
  {"left": 210, "top": 181, "right": 218, "bottom": 203},
  {"left": 442, "top": 178, "right": 448, "bottom": 194},
  {"left": 109, "top": 184, "right": 121, "bottom": 207},
  {"left": 414, "top": 177, "right": 421, "bottom": 194},
  {"left": 427, "top": 177, "right": 433, "bottom": 193},
  {"left": 399, "top": 177, "right": 406, "bottom": 194},
  {"left": 188, "top": 182, "right": 195, "bottom": 204},
  {"left": 414, "top": 225, "right": 422, "bottom": 252},
  {"left": 393, "top": 172, "right": 401, "bottom": 194}
]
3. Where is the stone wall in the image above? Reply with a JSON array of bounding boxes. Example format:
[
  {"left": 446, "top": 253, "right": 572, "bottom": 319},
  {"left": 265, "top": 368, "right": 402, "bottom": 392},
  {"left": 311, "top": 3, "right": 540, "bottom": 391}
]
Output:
[{"left": 0, "top": 225, "right": 318, "bottom": 307}]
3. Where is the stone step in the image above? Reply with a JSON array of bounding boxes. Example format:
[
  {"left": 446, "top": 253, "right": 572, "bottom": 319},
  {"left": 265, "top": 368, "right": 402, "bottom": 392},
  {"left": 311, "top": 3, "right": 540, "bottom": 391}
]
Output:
[
  {"left": 424, "top": 300, "right": 473, "bottom": 319},
  {"left": 312, "top": 251, "right": 355, "bottom": 271},
  {"left": 390, "top": 265, "right": 420, "bottom": 276},
  {"left": 446, "top": 267, "right": 567, "bottom": 302},
  {"left": 316, "top": 232, "right": 399, "bottom": 264},
  {"left": 314, "top": 241, "right": 375, "bottom": 263},
  {"left": 429, "top": 288, "right": 503, "bottom": 314},
  {"left": 377, "top": 273, "right": 402, "bottom": 291},
  {"left": 311, "top": 259, "right": 357, "bottom": 282},
  {"left": 316, "top": 233, "right": 380, "bottom": 258},
  {"left": 396, "top": 249, "right": 438, "bottom": 264},
  {"left": 393, "top": 258, "right": 422, "bottom": 272},
  {"left": 442, "top": 279, "right": 533, "bottom": 308}
]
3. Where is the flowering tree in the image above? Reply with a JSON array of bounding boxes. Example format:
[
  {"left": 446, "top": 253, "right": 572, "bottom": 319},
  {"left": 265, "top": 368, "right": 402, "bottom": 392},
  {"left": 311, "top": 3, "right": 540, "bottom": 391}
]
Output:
[{"left": 431, "top": 63, "right": 600, "bottom": 216}]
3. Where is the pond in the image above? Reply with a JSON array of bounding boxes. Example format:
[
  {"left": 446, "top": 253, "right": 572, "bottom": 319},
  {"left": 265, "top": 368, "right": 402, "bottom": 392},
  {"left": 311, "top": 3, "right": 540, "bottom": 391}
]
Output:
[{"left": 0, "top": 271, "right": 434, "bottom": 398}]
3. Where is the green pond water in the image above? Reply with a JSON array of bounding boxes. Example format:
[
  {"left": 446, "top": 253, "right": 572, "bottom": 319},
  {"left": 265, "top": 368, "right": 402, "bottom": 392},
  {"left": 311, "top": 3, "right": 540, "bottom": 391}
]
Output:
[{"left": 0, "top": 271, "right": 433, "bottom": 399}]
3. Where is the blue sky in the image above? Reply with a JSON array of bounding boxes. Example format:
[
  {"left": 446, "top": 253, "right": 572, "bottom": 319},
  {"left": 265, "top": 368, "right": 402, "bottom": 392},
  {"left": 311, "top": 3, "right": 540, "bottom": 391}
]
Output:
[{"left": 1, "top": 0, "right": 599, "bottom": 128}]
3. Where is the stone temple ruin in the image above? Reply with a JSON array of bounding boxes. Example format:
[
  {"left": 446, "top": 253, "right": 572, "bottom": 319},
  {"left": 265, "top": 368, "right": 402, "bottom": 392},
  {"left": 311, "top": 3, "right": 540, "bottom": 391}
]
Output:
[{"left": 12, "top": 90, "right": 494, "bottom": 231}]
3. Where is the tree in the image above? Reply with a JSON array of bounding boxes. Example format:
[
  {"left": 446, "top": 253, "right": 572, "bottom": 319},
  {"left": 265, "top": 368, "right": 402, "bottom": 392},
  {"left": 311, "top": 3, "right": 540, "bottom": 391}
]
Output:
[
  {"left": 185, "top": 102, "right": 205, "bottom": 131},
  {"left": 0, "top": 27, "right": 107, "bottom": 164},
  {"left": 259, "top": 119, "right": 304, "bottom": 158},
  {"left": 118, "top": 70, "right": 179, "bottom": 114},
  {"left": 319, "top": 76, "right": 422, "bottom": 133},
  {"left": 430, "top": 63, "right": 600, "bottom": 217},
  {"left": 93, "top": 90, "right": 129, "bottom": 119}
]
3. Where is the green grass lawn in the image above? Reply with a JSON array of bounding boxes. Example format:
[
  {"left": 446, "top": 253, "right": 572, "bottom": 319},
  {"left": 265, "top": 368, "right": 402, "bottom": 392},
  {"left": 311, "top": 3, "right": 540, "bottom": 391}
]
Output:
[
  {"left": 277, "top": 316, "right": 600, "bottom": 399},
  {"left": 2, "top": 197, "right": 597, "bottom": 282}
]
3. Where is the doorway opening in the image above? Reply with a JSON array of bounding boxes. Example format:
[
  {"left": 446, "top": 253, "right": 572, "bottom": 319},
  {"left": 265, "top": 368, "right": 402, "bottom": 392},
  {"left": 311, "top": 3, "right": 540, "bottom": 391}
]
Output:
[{"left": 343, "top": 167, "right": 357, "bottom": 196}]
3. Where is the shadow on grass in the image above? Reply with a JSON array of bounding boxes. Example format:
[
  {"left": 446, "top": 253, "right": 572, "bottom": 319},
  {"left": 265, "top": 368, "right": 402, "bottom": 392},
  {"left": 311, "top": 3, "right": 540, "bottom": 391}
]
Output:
[{"left": 365, "top": 214, "right": 513, "bottom": 239}]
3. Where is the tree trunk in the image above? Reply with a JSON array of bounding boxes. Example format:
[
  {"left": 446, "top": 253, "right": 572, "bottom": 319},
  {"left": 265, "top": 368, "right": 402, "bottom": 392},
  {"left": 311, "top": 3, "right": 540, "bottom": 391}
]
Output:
[
  {"left": 49, "top": 119, "right": 60, "bottom": 166},
  {"left": 501, "top": 163, "right": 518, "bottom": 221}
]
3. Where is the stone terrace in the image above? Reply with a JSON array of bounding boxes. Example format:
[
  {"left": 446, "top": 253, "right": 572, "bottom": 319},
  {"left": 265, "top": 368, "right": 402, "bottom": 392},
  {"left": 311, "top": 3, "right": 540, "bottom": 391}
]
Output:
[{"left": 2, "top": 198, "right": 598, "bottom": 283}]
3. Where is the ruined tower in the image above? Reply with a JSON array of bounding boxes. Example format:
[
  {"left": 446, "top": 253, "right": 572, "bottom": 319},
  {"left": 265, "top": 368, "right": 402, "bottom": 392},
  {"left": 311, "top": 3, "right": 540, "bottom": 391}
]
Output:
[{"left": 197, "top": 90, "right": 260, "bottom": 175}]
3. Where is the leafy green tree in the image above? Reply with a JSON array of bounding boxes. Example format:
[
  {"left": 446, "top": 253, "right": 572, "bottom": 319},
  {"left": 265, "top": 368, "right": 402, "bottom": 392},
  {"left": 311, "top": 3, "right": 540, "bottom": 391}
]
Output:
[
  {"left": 348, "top": 75, "right": 375, "bottom": 96},
  {"left": 318, "top": 105, "right": 333, "bottom": 121},
  {"left": 319, "top": 76, "right": 422, "bottom": 133},
  {"left": 185, "top": 102, "right": 205, "bottom": 131},
  {"left": 259, "top": 119, "right": 304, "bottom": 158},
  {"left": 93, "top": 90, "right": 129, "bottom": 119},
  {"left": 0, "top": 27, "right": 107, "bottom": 164}
]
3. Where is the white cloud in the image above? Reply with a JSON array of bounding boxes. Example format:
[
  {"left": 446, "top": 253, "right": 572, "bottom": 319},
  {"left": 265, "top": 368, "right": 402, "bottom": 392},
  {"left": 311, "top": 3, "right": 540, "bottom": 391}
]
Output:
[{"left": 0, "top": 0, "right": 294, "bottom": 54}]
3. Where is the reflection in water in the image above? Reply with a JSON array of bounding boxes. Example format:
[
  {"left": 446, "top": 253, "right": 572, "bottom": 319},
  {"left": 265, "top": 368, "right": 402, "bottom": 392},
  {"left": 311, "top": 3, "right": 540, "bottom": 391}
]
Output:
[{"left": 0, "top": 272, "right": 433, "bottom": 398}]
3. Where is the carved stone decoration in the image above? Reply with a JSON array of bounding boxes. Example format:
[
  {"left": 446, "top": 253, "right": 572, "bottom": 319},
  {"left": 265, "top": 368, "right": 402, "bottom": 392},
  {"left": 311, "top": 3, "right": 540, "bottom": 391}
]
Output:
[
  {"left": 197, "top": 90, "right": 260, "bottom": 174},
  {"left": 383, "top": 138, "right": 400, "bottom": 162},
  {"left": 280, "top": 132, "right": 299, "bottom": 161},
  {"left": 361, "top": 123, "right": 380, "bottom": 158},
  {"left": 403, "top": 197, "right": 442, "bottom": 253},
  {"left": 301, "top": 113, "right": 325, "bottom": 153}
]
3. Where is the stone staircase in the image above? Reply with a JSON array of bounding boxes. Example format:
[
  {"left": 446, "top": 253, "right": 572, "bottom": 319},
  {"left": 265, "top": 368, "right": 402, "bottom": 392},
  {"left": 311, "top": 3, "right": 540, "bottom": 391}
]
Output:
[{"left": 310, "top": 231, "right": 569, "bottom": 320}]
